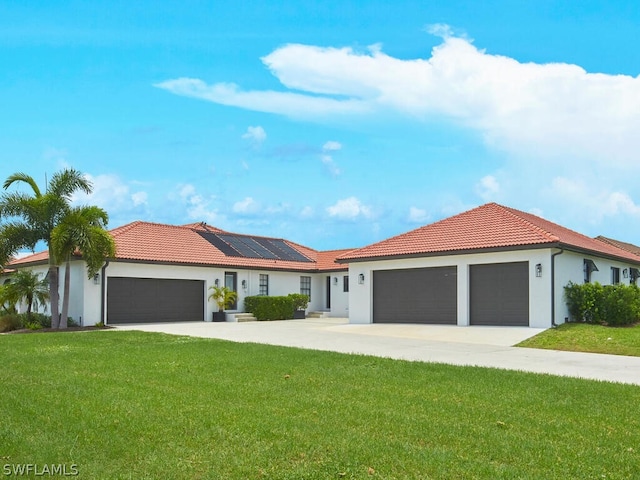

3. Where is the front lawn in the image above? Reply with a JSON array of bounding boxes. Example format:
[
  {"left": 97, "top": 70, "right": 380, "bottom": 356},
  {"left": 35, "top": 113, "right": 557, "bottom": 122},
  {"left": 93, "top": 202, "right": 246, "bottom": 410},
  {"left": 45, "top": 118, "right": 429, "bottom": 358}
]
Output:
[
  {"left": 517, "top": 322, "right": 640, "bottom": 357},
  {"left": 2, "top": 331, "right": 639, "bottom": 479}
]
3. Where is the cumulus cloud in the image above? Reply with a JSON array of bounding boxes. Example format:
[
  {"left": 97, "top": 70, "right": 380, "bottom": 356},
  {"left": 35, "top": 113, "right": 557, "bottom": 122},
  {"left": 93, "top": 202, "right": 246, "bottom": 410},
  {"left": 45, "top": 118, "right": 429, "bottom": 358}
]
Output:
[
  {"left": 547, "top": 176, "right": 640, "bottom": 224},
  {"left": 475, "top": 175, "right": 500, "bottom": 202},
  {"left": 233, "top": 196, "right": 261, "bottom": 215},
  {"left": 320, "top": 140, "right": 342, "bottom": 176},
  {"left": 72, "top": 174, "right": 148, "bottom": 216},
  {"left": 242, "top": 125, "right": 267, "bottom": 145},
  {"left": 175, "top": 183, "right": 221, "bottom": 224},
  {"left": 327, "top": 197, "right": 372, "bottom": 220},
  {"left": 156, "top": 30, "right": 640, "bottom": 166},
  {"left": 408, "top": 206, "right": 429, "bottom": 223}
]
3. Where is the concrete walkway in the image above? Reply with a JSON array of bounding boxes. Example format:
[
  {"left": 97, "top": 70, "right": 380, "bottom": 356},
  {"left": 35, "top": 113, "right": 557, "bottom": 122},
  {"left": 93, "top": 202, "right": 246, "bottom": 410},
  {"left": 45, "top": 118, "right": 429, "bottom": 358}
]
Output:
[{"left": 114, "top": 318, "right": 640, "bottom": 386}]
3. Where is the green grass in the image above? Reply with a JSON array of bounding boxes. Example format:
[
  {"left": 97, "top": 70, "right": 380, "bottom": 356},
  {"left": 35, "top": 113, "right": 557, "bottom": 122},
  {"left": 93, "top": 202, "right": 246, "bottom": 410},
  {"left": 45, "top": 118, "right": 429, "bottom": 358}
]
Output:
[
  {"left": 518, "top": 322, "right": 640, "bottom": 357},
  {"left": 2, "top": 331, "right": 639, "bottom": 479}
]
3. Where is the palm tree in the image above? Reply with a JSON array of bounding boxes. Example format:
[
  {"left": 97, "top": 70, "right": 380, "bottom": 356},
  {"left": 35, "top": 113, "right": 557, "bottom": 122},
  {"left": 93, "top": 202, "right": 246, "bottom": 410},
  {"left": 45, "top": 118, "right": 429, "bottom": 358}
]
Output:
[
  {"left": 1, "top": 270, "right": 49, "bottom": 318},
  {"left": 0, "top": 169, "right": 92, "bottom": 328},
  {"left": 51, "top": 205, "right": 116, "bottom": 328}
]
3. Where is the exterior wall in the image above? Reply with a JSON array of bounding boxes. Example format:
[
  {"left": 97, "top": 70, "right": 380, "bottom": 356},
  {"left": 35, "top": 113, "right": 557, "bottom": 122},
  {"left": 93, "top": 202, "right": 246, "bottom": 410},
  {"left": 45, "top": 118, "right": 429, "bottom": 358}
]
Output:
[
  {"left": 348, "top": 249, "right": 553, "bottom": 328},
  {"left": 327, "top": 273, "right": 350, "bottom": 317},
  {"left": 78, "top": 262, "right": 339, "bottom": 325},
  {"left": 349, "top": 248, "right": 640, "bottom": 328},
  {"left": 553, "top": 250, "right": 638, "bottom": 324}
]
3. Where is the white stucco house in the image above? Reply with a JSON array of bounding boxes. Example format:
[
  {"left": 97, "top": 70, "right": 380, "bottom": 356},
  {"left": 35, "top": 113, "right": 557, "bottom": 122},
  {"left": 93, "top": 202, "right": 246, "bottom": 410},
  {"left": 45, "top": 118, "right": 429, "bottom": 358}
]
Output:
[
  {"left": 7, "top": 202, "right": 640, "bottom": 328},
  {"left": 8, "top": 221, "right": 351, "bottom": 326},
  {"left": 337, "top": 203, "right": 640, "bottom": 328}
]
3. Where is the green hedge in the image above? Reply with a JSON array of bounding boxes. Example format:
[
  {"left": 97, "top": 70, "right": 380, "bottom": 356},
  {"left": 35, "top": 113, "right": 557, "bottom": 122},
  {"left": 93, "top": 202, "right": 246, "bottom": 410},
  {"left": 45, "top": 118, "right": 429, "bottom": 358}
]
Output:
[
  {"left": 564, "top": 282, "right": 640, "bottom": 326},
  {"left": 244, "top": 296, "right": 295, "bottom": 321}
]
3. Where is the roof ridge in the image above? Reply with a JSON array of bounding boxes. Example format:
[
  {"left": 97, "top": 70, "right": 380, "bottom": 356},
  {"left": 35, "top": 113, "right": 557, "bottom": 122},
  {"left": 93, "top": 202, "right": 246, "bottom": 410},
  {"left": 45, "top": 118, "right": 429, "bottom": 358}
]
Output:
[{"left": 495, "top": 204, "right": 560, "bottom": 242}]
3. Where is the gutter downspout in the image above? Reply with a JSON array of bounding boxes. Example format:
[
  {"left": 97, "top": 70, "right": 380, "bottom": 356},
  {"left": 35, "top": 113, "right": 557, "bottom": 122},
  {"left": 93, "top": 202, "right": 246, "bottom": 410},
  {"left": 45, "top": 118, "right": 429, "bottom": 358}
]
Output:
[
  {"left": 100, "top": 260, "right": 110, "bottom": 325},
  {"left": 551, "top": 247, "right": 564, "bottom": 327}
]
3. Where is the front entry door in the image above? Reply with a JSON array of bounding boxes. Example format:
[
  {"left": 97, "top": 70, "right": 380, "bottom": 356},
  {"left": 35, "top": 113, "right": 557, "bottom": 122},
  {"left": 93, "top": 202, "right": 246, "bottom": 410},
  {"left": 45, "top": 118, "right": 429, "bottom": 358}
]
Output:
[
  {"left": 326, "top": 276, "right": 331, "bottom": 309},
  {"left": 225, "top": 272, "right": 238, "bottom": 310}
]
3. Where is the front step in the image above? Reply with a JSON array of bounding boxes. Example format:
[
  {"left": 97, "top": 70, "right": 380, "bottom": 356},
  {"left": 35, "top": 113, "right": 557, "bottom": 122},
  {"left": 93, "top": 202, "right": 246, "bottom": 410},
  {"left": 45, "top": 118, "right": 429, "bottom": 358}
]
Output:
[
  {"left": 233, "top": 313, "right": 257, "bottom": 322},
  {"left": 307, "top": 311, "right": 328, "bottom": 319}
]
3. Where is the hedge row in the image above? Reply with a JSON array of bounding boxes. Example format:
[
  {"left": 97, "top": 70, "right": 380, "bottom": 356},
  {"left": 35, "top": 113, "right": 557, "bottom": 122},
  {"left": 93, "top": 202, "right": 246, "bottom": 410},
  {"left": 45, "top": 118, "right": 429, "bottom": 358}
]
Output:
[
  {"left": 0, "top": 313, "right": 78, "bottom": 332},
  {"left": 244, "top": 294, "right": 309, "bottom": 321},
  {"left": 564, "top": 282, "right": 640, "bottom": 326}
]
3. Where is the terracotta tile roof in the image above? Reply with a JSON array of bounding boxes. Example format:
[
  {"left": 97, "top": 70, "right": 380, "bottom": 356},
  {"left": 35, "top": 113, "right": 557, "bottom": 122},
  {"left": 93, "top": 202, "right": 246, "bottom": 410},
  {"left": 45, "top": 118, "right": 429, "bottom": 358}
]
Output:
[
  {"left": 595, "top": 236, "right": 640, "bottom": 258},
  {"left": 7, "top": 221, "right": 350, "bottom": 272},
  {"left": 316, "top": 249, "right": 353, "bottom": 272},
  {"left": 339, "top": 203, "right": 640, "bottom": 264}
]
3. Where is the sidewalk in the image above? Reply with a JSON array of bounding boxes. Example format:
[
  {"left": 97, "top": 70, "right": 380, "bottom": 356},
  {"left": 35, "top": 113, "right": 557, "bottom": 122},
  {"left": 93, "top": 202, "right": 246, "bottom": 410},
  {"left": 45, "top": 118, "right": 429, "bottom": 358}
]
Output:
[{"left": 113, "top": 318, "right": 640, "bottom": 386}]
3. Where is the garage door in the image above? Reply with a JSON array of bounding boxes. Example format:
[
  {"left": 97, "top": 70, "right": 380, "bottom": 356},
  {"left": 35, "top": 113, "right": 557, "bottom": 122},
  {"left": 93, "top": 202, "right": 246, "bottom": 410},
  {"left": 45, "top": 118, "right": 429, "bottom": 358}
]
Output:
[
  {"left": 470, "top": 262, "right": 529, "bottom": 326},
  {"left": 107, "top": 277, "right": 205, "bottom": 324},
  {"left": 373, "top": 267, "right": 457, "bottom": 324}
]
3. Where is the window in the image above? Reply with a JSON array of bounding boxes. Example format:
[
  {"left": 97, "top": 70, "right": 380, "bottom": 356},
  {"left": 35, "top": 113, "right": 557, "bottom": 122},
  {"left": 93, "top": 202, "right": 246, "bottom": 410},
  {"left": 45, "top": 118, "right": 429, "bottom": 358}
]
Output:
[
  {"left": 584, "top": 259, "right": 598, "bottom": 283},
  {"left": 300, "top": 276, "right": 311, "bottom": 300},
  {"left": 343, "top": 275, "right": 349, "bottom": 292},
  {"left": 631, "top": 268, "right": 640, "bottom": 285},
  {"left": 611, "top": 267, "right": 620, "bottom": 285},
  {"left": 259, "top": 274, "right": 269, "bottom": 296}
]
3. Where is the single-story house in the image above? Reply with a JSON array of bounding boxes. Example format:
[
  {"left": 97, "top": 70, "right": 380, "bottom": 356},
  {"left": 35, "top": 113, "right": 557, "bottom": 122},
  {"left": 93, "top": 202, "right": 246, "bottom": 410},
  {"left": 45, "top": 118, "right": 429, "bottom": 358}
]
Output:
[
  {"left": 7, "top": 202, "right": 640, "bottom": 329},
  {"left": 337, "top": 203, "right": 640, "bottom": 328},
  {"left": 8, "top": 221, "right": 351, "bottom": 325}
]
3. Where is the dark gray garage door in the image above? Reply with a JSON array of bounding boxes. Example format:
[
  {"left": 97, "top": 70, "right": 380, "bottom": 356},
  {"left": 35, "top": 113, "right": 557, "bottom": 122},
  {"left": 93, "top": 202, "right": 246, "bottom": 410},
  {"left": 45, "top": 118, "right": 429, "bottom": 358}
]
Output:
[
  {"left": 373, "top": 267, "right": 457, "bottom": 324},
  {"left": 107, "top": 277, "right": 205, "bottom": 324},
  {"left": 470, "top": 262, "right": 529, "bottom": 326}
]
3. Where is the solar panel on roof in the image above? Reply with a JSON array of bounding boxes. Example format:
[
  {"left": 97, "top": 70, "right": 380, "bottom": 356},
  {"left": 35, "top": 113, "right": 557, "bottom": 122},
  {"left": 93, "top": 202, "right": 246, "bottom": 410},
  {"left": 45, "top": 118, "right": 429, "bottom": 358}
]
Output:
[
  {"left": 218, "top": 234, "right": 262, "bottom": 258},
  {"left": 238, "top": 236, "right": 280, "bottom": 259},
  {"left": 198, "top": 231, "right": 312, "bottom": 262},
  {"left": 255, "top": 237, "right": 312, "bottom": 262},
  {"left": 197, "top": 232, "right": 241, "bottom": 256}
]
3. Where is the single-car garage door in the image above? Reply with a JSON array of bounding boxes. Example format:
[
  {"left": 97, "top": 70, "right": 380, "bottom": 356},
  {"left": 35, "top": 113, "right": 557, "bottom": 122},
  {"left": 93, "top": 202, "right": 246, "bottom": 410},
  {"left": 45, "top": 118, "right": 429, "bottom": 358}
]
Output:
[
  {"left": 107, "top": 277, "right": 205, "bottom": 324},
  {"left": 373, "top": 266, "right": 457, "bottom": 324},
  {"left": 470, "top": 262, "right": 529, "bottom": 326}
]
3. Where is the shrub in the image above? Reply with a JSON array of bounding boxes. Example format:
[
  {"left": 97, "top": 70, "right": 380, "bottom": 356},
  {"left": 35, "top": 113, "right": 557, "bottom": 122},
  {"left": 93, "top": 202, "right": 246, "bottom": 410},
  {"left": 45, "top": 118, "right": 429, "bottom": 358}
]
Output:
[
  {"left": 564, "top": 282, "right": 640, "bottom": 326},
  {"left": 244, "top": 296, "right": 295, "bottom": 321},
  {"left": 288, "top": 293, "right": 309, "bottom": 311},
  {"left": 0, "top": 313, "right": 23, "bottom": 332}
]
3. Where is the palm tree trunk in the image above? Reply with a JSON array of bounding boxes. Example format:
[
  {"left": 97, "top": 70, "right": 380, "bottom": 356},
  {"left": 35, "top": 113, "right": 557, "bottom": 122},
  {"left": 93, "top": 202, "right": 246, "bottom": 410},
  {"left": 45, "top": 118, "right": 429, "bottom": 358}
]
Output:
[
  {"left": 60, "top": 259, "right": 71, "bottom": 329},
  {"left": 49, "top": 252, "right": 60, "bottom": 329}
]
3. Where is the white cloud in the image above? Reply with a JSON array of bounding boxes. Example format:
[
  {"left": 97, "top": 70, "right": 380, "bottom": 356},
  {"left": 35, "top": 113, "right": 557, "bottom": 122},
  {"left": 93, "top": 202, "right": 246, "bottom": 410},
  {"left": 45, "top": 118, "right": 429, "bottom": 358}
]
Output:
[
  {"left": 475, "top": 175, "right": 500, "bottom": 202},
  {"left": 327, "top": 197, "right": 372, "bottom": 220},
  {"left": 156, "top": 30, "right": 640, "bottom": 166},
  {"left": 233, "top": 196, "right": 260, "bottom": 215},
  {"left": 242, "top": 125, "right": 267, "bottom": 145},
  {"left": 408, "top": 206, "right": 429, "bottom": 223},
  {"left": 322, "top": 141, "right": 342, "bottom": 152},
  {"left": 299, "top": 206, "right": 314, "bottom": 219},
  {"left": 154, "top": 78, "right": 370, "bottom": 118},
  {"left": 131, "top": 191, "right": 148, "bottom": 206},
  {"left": 320, "top": 154, "right": 341, "bottom": 177},
  {"left": 320, "top": 140, "right": 342, "bottom": 176},
  {"left": 72, "top": 174, "right": 148, "bottom": 216},
  {"left": 548, "top": 176, "right": 640, "bottom": 224},
  {"left": 175, "top": 183, "right": 220, "bottom": 224}
]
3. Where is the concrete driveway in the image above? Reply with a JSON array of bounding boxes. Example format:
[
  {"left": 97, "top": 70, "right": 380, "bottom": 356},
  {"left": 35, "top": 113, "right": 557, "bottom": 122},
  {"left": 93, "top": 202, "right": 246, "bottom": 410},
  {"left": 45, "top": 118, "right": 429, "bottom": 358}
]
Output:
[{"left": 114, "top": 318, "right": 640, "bottom": 386}]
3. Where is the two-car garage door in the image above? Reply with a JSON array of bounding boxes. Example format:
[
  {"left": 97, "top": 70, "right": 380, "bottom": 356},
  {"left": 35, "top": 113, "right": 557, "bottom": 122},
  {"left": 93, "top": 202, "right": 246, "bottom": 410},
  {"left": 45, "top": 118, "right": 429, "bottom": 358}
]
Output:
[
  {"left": 107, "top": 277, "right": 205, "bottom": 324},
  {"left": 372, "top": 262, "right": 529, "bottom": 326}
]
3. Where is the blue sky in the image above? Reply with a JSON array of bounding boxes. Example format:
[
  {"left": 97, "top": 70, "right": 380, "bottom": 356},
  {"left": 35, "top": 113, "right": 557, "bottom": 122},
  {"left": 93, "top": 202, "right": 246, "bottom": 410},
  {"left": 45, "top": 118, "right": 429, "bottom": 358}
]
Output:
[{"left": 2, "top": 1, "right": 640, "bottom": 251}]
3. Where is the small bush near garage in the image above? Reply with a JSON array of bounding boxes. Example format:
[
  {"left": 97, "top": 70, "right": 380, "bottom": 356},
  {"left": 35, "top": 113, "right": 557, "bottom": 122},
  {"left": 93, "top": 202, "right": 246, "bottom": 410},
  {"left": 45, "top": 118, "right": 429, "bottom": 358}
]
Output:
[
  {"left": 244, "top": 296, "right": 294, "bottom": 320},
  {"left": 0, "top": 313, "right": 79, "bottom": 332},
  {"left": 564, "top": 282, "right": 640, "bottom": 326},
  {"left": 0, "top": 313, "right": 23, "bottom": 332}
]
